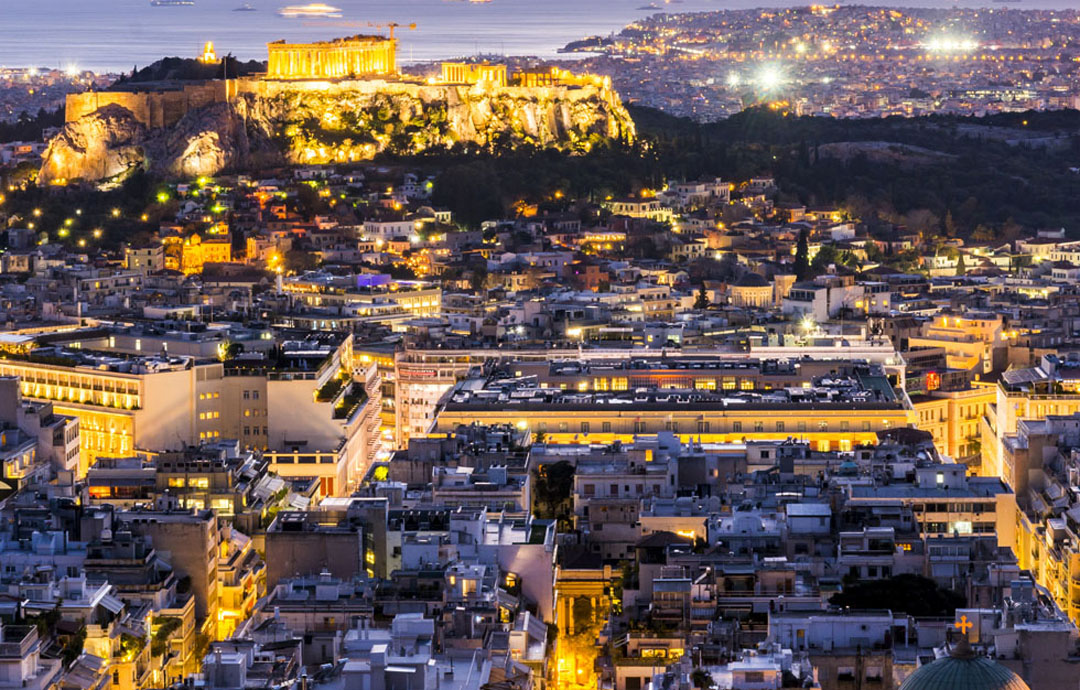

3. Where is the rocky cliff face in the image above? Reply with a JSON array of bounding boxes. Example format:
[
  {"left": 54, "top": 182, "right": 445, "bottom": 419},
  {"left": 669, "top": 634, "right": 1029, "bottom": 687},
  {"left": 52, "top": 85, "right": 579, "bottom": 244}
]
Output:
[
  {"left": 40, "top": 81, "right": 636, "bottom": 184},
  {"left": 39, "top": 104, "right": 147, "bottom": 184}
]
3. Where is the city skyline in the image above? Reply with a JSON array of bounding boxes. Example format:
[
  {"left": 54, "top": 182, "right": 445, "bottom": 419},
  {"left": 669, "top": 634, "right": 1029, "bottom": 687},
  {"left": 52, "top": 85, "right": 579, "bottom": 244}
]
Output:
[{"left": 1, "top": 4, "right": 1080, "bottom": 690}]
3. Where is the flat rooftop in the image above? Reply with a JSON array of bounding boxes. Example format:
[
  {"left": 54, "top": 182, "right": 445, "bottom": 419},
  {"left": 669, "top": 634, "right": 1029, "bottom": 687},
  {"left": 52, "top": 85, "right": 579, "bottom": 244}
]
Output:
[{"left": 445, "top": 366, "right": 901, "bottom": 411}]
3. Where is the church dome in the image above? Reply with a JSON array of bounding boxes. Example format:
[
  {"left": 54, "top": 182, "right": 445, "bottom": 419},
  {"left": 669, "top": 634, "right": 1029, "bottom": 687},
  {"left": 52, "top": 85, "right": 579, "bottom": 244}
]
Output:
[
  {"left": 733, "top": 272, "right": 769, "bottom": 288},
  {"left": 900, "top": 641, "right": 1030, "bottom": 690}
]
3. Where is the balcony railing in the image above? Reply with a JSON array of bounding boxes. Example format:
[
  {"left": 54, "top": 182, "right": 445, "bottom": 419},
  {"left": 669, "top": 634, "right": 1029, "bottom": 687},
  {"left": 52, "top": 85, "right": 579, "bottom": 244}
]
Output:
[{"left": 0, "top": 626, "right": 38, "bottom": 659}]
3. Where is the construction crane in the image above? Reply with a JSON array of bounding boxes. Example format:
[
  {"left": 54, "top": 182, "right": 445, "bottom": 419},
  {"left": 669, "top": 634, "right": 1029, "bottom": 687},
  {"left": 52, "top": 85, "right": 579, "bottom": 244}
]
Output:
[{"left": 367, "top": 22, "right": 417, "bottom": 41}]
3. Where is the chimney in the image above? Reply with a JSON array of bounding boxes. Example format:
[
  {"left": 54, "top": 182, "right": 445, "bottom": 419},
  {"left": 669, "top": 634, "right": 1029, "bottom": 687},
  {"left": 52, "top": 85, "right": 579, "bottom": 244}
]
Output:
[{"left": 214, "top": 648, "right": 224, "bottom": 688}]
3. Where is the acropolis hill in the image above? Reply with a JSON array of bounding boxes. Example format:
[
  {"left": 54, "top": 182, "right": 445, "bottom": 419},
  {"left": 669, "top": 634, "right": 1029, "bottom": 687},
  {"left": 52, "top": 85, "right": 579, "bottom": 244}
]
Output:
[{"left": 39, "top": 36, "right": 636, "bottom": 185}]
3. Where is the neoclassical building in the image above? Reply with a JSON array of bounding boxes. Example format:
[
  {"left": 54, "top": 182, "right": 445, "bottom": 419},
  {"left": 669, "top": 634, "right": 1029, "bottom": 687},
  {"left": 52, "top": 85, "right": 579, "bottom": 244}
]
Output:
[
  {"left": 267, "top": 35, "right": 396, "bottom": 80},
  {"left": 728, "top": 272, "right": 775, "bottom": 308}
]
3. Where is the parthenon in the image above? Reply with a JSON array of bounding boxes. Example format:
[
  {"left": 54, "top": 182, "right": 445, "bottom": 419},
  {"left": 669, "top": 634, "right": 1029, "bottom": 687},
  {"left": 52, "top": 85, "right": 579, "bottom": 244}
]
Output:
[{"left": 267, "top": 35, "right": 396, "bottom": 80}]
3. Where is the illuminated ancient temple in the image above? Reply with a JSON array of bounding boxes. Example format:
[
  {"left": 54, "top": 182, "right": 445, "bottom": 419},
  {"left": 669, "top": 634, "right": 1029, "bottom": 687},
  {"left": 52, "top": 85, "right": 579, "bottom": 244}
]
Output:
[
  {"left": 440, "top": 62, "right": 508, "bottom": 88},
  {"left": 267, "top": 35, "right": 396, "bottom": 80}
]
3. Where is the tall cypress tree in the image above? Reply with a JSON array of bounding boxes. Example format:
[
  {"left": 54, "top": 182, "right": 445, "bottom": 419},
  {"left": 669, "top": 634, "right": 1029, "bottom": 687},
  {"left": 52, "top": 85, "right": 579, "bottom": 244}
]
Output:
[
  {"left": 794, "top": 228, "right": 811, "bottom": 281},
  {"left": 694, "top": 284, "right": 710, "bottom": 309}
]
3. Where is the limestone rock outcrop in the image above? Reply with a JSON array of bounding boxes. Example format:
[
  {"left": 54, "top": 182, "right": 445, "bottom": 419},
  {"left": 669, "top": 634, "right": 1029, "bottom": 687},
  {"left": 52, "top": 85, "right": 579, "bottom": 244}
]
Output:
[
  {"left": 41, "top": 80, "right": 636, "bottom": 184},
  {"left": 39, "top": 104, "right": 147, "bottom": 184}
]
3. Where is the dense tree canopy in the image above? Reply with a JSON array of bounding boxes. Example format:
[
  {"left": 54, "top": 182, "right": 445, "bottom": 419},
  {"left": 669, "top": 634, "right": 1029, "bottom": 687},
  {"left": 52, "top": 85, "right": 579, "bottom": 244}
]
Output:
[
  {"left": 830, "top": 574, "right": 966, "bottom": 617},
  {"left": 410, "top": 107, "right": 1080, "bottom": 236}
]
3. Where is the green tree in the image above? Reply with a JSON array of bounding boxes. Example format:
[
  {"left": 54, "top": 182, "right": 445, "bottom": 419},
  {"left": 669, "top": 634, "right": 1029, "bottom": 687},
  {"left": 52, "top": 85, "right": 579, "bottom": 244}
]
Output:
[
  {"left": 794, "top": 228, "right": 811, "bottom": 281},
  {"left": 830, "top": 574, "right": 965, "bottom": 617},
  {"left": 943, "top": 210, "right": 958, "bottom": 238},
  {"left": 468, "top": 265, "right": 489, "bottom": 293},
  {"left": 532, "top": 461, "right": 574, "bottom": 526},
  {"left": 285, "top": 248, "right": 318, "bottom": 273},
  {"left": 811, "top": 244, "right": 842, "bottom": 274},
  {"left": 691, "top": 669, "right": 715, "bottom": 690},
  {"left": 694, "top": 284, "right": 710, "bottom": 309},
  {"left": 431, "top": 162, "right": 505, "bottom": 228},
  {"left": 955, "top": 253, "right": 967, "bottom": 276},
  {"left": 972, "top": 225, "right": 995, "bottom": 243}
]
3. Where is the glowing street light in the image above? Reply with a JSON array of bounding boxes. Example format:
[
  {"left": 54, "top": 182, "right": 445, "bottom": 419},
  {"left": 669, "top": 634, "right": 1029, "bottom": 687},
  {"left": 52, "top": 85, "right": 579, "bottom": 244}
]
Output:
[
  {"left": 800, "top": 314, "right": 816, "bottom": 334},
  {"left": 156, "top": 192, "right": 170, "bottom": 203},
  {"left": 757, "top": 65, "right": 784, "bottom": 92},
  {"left": 925, "top": 36, "right": 977, "bottom": 53},
  {"left": 726, "top": 72, "right": 741, "bottom": 88}
]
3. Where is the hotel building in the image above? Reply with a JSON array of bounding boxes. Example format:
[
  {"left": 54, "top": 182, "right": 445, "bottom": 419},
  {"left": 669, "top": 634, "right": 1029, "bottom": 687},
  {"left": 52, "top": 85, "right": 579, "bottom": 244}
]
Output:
[
  {"left": 394, "top": 340, "right": 905, "bottom": 449},
  {"left": 0, "top": 351, "right": 208, "bottom": 476},
  {"left": 0, "top": 330, "right": 378, "bottom": 492},
  {"left": 433, "top": 357, "right": 914, "bottom": 451},
  {"left": 281, "top": 273, "right": 442, "bottom": 323}
]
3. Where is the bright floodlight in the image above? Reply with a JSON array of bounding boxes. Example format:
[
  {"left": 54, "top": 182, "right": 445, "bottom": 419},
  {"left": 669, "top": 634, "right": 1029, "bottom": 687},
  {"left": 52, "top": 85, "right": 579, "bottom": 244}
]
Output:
[
  {"left": 64, "top": 65, "right": 80, "bottom": 78},
  {"left": 926, "top": 35, "right": 977, "bottom": 53},
  {"left": 726, "top": 72, "right": 740, "bottom": 88},
  {"left": 757, "top": 65, "right": 783, "bottom": 91}
]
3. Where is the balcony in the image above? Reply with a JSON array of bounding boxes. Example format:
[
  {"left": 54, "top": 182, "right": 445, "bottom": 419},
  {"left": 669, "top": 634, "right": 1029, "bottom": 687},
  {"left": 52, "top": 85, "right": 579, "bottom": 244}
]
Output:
[
  {"left": 0, "top": 624, "right": 37, "bottom": 659},
  {"left": 334, "top": 385, "right": 367, "bottom": 420}
]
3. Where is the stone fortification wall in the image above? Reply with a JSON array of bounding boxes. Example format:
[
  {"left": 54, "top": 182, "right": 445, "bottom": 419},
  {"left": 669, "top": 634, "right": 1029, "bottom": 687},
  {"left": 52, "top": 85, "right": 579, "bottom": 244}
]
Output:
[{"left": 65, "top": 81, "right": 239, "bottom": 129}]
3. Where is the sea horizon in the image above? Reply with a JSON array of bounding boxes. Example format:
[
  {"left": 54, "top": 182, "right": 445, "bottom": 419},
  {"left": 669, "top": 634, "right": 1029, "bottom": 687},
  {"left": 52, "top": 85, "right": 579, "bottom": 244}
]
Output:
[{"left": 6, "top": 0, "right": 1080, "bottom": 74}]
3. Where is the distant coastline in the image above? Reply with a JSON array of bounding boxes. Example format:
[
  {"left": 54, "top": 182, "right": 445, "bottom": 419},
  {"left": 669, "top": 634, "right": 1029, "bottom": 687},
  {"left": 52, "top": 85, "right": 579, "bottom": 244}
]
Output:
[{"left": 1, "top": 0, "right": 1078, "bottom": 72}]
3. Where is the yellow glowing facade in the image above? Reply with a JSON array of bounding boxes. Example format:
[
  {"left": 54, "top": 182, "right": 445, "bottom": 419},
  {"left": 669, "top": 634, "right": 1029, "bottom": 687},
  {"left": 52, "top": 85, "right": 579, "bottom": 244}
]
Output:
[
  {"left": 435, "top": 405, "right": 912, "bottom": 453},
  {"left": 1013, "top": 506, "right": 1080, "bottom": 625},
  {"left": 0, "top": 359, "right": 170, "bottom": 476},
  {"left": 440, "top": 62, "right": 508, "bottom": 87},
  {"left": 980, "top": 384, "right": 1080, "bottom": 487},
  {"left": 975, "top": 374, "right": 1080, "bottom": 626},
  {"left": 267, "top": 36, "right": 396, "bottom": 80},
  {"left": 199, "top": 41, "right": 218, "bottom": 64},
  {"left": 513, "top": 66, "right": 612, "bottom": 90},
  {"left": 174, "top": 234, "right": 232, "bottom": 275},
  {"left": 0, "top": 356, "right": 203, "bottom": 475},
  {"left": 911, "top": 385, "right": 995, "bottom": 460}
]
